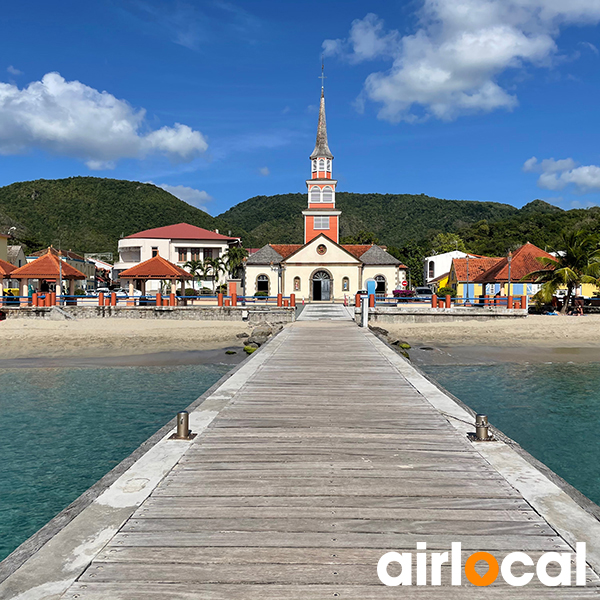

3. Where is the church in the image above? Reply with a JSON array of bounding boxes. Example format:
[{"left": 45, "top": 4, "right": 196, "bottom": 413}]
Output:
[{"left": 245, "top": 85, "right": 407, "bottom": 302}]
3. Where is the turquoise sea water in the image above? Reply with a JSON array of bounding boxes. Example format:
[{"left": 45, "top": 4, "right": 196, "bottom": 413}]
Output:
[
  {"left": 0, "top": 363, "right": 230, "bottom": 562},
  {"left": 422, "top": 362, "right": 600, "bottom": 507}
]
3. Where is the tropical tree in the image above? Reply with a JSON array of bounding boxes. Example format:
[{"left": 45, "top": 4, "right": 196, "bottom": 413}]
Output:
[
  {"left": 204, "top": 256, "right": 227, "bottom": 292},
  {"left": 183, "top": 259, "right": 203, "bottom": 291},
  {"left": 340, "top": 230, "right": 379, "bottom": 245},
  {"left": 224, "top": 246, "right": 249, "bottom": 278},
  {"left": 431, "top": 233, "right": 466, "bottom": 254},
  {"left": 524, "top": 231, "right": 600, "bottom": 314}
]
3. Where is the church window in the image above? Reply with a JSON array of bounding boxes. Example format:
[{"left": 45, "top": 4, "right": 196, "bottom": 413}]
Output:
[
  {"left": 309, "top": 187, "right": 321, "bottom": 203},
  {"left": 375, "top": 275, "right": 386, "bottom": 295},
  {"left": 327, "top": 160, "right": 331, "bottom": 172},
  {"left": 314, "top": 216, "right": 330, "bottom": 230},
  {"left": 322, "top": 186, "right": 333, "bottom": 203},
  {"left": 256, "top": 274, "right": 269, "bottom": 295},
  {"left": 318, "top": 158, "right": 325, "bottom": 171},
  {"left": 342, "top": 277, "right": 349, "bottom": 291},
  {"left": 294, "top": 276, "right": 301, "bottom": 291},
  {"left": 312, "top": 160, "right": 317, "bottom": 172},
  {"left": 428, "top": 260, "right": 435, "bottom": 279}
]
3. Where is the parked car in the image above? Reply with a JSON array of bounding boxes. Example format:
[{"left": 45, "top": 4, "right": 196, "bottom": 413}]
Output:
[
  {"left": 414, "top": 287, "right": 434, "bottom": 300},
  {"left": 86, "top": 287, "right": 110, "bottom": 297},
  {"left": 114, "top": 288, "right": 143, "bottom": 298}
]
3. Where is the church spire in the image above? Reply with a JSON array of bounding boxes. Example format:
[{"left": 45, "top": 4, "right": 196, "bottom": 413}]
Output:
[{"left": 310, "top": 64, "right": 333, "bottom": 160}]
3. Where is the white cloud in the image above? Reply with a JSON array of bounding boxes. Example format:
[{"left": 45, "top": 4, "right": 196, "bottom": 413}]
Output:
[
  {"left": 0, "top": 72, "right": 208, "bottom": 169},
  {"left": 6, "top": 65, "right": 22, "bottom": 76},
  {"left": 150, "top": 182, "right": 213, "bottom": 212},
  {"left": 523, "top": 156, "right": 600, "bottom": 192},
  {"left": 324, "top": 1, "right": 600, "bottom": 122},
  {"left": 259, "top": 166, "right": 270, "bottom": 176}
]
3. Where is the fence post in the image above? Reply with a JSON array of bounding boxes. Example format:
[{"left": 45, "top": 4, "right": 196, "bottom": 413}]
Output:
[
  {"left": 277, "top": 293, "right": 283, "bottom": 307},
  {"left": 170, "top": 293, "right": 176, "bottom": 307},
  {"left": 231, "top": 293, "right": 237, "bottom": 307},
  {"left": 521, "top": 295, "right": 527, "bottom": 310},
  {"left": 369, "top": 294, "right": 375, "bottom": 308},
  {"left": 355, "top": 293, "right": 361, "bottom": 307},
  {"left": 446, "top": 294, "right": 451, "bottom": 308},
  {"left": 290, "top": 294, "right": 296, "bottom": 307},
  {"left": 217, "top": 293, "right": 223, "bottom": 307},
  {"left": 32, "top": 292, "right": 38, "bottom": 307},
  {"left": 431, "top": 294, "right": 437, "bottom": 309}
]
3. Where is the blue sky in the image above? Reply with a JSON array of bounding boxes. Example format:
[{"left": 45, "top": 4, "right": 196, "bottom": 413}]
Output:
[{"left": 2, "top": 0, "right": 600, "bottom": 215}]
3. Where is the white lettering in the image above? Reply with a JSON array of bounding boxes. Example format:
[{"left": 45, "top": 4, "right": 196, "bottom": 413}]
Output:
[
  {"left": 537, "top": 552, "right": 572, "bottom": 586},
  {"left": 377, "top": 552, "right": 412, "bottom": 586},
  {"left": 501, "top": 552, "right": 534, "bottom": 587},
  {"left": 576, "top": 543, "right": 587, "bottom": 586},
  {"left": 431, "top": 552, "right": 449, "bottom": 586},
  {"left": 451, "top": 542, "right": 462, "bottom": 586}
]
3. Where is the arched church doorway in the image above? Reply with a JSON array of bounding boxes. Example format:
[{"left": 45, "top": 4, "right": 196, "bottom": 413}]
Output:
[{"left": 312, "top": 270, "right": 331, "bottom": 301}]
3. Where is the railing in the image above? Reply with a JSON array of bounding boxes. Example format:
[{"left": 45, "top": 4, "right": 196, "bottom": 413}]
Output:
[
  {"left": 353, "top": 294, "right": 529, "bottom": 310},
  {"left": 0, "top": 292, "right": 298, "bottom": 309}
]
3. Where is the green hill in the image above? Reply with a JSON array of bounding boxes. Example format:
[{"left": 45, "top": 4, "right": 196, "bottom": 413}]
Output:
[{"left": 0, "top": 177, "right": 237, "bottom": 254}]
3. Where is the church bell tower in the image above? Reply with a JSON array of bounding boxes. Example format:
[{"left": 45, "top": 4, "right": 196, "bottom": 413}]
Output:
[{"left": 303, "top": 68, "right": 341, "bottom": 244}]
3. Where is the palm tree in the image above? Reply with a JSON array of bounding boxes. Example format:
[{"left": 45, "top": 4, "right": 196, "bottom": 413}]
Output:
[
  {"left": 224, "top": 246, "right": 249, "bottom": 278},
  {"left": 524, "top": 231, "right": 600, "bottom": 314},
  {"left": 204, "top": 256, "right": 227, "bottom": 293},
  {"left": 183, "top": 259, "right": 203, "bottom": 291}
]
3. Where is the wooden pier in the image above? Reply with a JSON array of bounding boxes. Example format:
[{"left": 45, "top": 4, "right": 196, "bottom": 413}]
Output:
[{"left": 6, "top": 304, "right": 600, "bottom": 599}]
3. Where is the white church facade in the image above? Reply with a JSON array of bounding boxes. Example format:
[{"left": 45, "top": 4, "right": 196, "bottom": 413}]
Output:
[{"left": 245, "top": 85, "right": 407, "bottom": 302}]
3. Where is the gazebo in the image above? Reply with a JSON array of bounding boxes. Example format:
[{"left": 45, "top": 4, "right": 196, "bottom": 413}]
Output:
[
  {"left": 11, "top": 250, "right": 85, "bottom": 304},
  {"left": 0, "top": 258, "right": 16, "bottom": 301},
  {"left": 118, "top": 255, "right": 192, "bottom": 302}
]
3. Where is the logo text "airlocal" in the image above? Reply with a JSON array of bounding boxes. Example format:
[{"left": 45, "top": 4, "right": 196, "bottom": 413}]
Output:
[{"left": 378, "top": 543, "right": 587, "bottom": 587}]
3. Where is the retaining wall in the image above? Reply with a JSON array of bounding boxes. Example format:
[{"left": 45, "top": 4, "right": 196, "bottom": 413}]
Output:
[
  {"left": 2, "top": 306, "right": 295, "bottom": 324},
  {"left": 357, "top": 306, "right": 528, "bottom": 325}
]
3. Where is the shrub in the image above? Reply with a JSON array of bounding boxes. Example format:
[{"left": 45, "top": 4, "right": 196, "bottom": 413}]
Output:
[
  {"left": 184, "top": 288, "right": 196, "bottom": 296},
  {"left": 255, "top": 291, "right": 268, "bottom": 297},
  {"left": 74, "top": 288, "right": 86, "bottom": 296},
  {"left": 437, "top": 286, "right": 457, "bottom": 298},
  {"left": 393, "top": 289, "right": 415, "bottom": 298},
  {"left": 200, "top": 287, "right": 212, "bottom": 295}
]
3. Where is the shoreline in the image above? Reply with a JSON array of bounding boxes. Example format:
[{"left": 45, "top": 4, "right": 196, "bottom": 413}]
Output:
[{"left": 0, "top": 318, "right": 250, "bottom": 361}]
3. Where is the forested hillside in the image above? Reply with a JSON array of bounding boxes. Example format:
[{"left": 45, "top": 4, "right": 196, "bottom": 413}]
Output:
[{"left": 0, "top": 177, "right": 238, "bottom": 253}]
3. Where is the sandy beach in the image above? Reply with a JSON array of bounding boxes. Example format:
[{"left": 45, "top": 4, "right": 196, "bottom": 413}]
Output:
[
  {"left": 386, "top": 314, "right": 600, "bottom": 348},
  {"left": 0, "top": 319, "right": 251, "bottom": 360}
]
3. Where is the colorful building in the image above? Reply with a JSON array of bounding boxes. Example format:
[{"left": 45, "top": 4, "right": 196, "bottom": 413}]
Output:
[
  {"left": 447, "top": 256, "right": 501, "bottom": 299},
  {"left": 245, "top": 83, "right": 407, "bottom": 301}
]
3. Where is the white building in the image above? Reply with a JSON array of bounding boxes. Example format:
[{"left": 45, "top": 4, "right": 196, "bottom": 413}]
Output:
[
  {"left": 423, "top": 250, "right": 479, "bottom": 286},
  {"left": 245, "top": 85, "right": 407, "bottom": 301},
  {"left": 114, "top": 223, "right": 240, "bottom": 292}
]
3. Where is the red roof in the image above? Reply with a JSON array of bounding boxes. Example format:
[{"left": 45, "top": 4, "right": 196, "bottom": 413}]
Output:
[
  {"left": 11, "top": 251, "right": 86, "bottom": 279},
  {"left": 270, "top": 244, "right": 304, "bottom": 259},
  {"left": 124, "top": 223, "right": 238, "bottom": 241},
  {"left": 0, "top": 258, "right": 16, "bottom": 277},
  {"left": 473, "top": 243, "right": 555, "bottom": 283},
  {"left": 119, "top": 255, "right": 191, "bottom": 280},
  {"left": 341, "top": 245, "right": 374, "bottom": 259},
  {"left": 451, "top": 257, "right": 501, "bottom": 282}
]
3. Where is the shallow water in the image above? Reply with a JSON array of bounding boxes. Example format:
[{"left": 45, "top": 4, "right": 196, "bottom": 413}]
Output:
[
  {"left": 422, "top": 362, "right": 600, "bottom": 507},
  {"left": 0, "top": 363, "right": 231, "bottom": 561}
]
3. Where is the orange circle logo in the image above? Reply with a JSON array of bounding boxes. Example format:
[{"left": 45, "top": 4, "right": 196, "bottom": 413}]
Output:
[{"left": 465, "top": 552, "right": 499, "bottom": 586}]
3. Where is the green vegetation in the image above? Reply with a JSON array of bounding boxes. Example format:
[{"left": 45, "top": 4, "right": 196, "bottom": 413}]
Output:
[
  {"left": 243, "top": 346, "right": 257, "bottom": 354},
  {"left": 525, "top": 231, "right": 600, "bottom": 313},
  {"left": 0, "top": 177, "right": 240, "bottom": 254},
  {"left": 437, "top": 286, "right": 457, "bottom": 297}
]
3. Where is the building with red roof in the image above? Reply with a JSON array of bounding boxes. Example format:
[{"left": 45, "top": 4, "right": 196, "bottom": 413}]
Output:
[
  {"left": 114, "top": 223, "right": 240, "bottom": 293},
  {"left": 244, "top": 84, "right": 407, "bottom": 301}
]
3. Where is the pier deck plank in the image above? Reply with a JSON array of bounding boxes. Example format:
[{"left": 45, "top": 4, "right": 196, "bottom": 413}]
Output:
[{"left": 62, "top": 316, "right": 600, "bottom": 598}]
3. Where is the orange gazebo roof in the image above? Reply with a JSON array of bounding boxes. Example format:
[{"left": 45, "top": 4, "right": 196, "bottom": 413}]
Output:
[
  {"left": 0, "top": 258, "right": 16, "bottom": 277},
  {"left": 11, "top": 251, "right": 85, "bottom": 280},
  {"left": 119, "top": 255, "right": 191, "bottom": 280}
]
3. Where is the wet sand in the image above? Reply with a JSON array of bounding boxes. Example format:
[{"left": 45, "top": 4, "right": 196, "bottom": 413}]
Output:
[{"left": 0, "top": 319, "right": 251, "bottom": 360}]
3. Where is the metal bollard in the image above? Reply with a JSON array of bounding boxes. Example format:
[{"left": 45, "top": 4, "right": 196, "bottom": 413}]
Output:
[
  {"left": 475, "top": 414, "right": 490, "bottom": 441},
  {"left": 176, "top": 411, "right": 190, "bottom": 439}
]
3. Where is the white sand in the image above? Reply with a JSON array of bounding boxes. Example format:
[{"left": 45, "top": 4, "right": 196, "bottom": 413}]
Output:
[
  {"left": 386, "top": 314, "right": 600, "bottom": 347},
  {"left": 0, "top": 319, "right": 250, "bottom": 359}
]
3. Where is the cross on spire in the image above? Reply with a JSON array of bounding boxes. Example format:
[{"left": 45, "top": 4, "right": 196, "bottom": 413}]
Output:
[{"left": 319, "top": 56, "right": 326, "bottom": 89}]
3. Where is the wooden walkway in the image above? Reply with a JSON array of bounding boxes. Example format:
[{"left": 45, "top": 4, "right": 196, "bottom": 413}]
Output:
[{"left": 62, "top": 318, "right": 600, "bottom": 598}]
